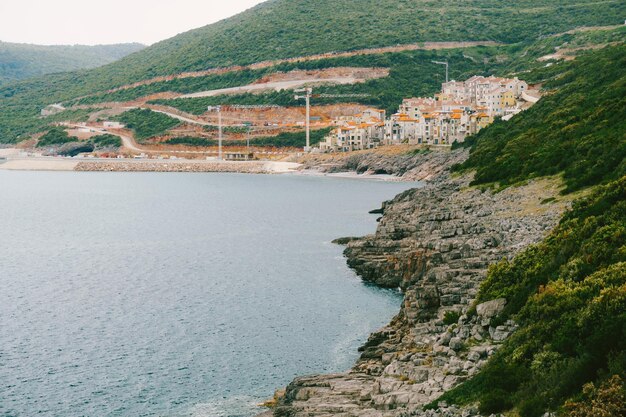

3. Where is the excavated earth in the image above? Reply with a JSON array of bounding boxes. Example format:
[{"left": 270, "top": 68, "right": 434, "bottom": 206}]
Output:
[{"left": 267, "top": 149, "right": 570, "bottom": 417}]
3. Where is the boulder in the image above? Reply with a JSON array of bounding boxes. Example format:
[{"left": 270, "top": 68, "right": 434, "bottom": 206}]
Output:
[
  {"left": 449, "top": 337, "right": 464, "bottom": 351},
  {"left": 476, "top": 298, "right": 506, "bottom": 319}
]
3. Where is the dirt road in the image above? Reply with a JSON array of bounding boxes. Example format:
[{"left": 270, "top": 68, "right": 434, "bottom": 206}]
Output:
[{"left": 96, "top": 41, "right": 501, "bottom": 95}]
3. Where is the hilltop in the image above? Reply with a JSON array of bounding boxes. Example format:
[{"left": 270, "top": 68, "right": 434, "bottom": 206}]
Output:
[
  {"left": 0, "top": 41, "right": 144, "bottom": 85},
  {"left": 44, "top": 0, "right": 626, "bottom": 86}
]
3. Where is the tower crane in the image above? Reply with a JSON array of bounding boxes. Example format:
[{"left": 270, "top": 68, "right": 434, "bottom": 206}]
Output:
[
  {"left": 207, "top": 104, "right": 285, "bottom": 157},
  {"left": 295, "top": 88, "right": 370, "bottom": 152}
]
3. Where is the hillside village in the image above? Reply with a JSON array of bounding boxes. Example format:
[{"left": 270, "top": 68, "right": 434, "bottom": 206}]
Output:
[
  {"left": 31, "top": 72, "right": 541, "bottom": 160},
  {"left": 319, "top": 75, "right": 539, "bottom": 151}
]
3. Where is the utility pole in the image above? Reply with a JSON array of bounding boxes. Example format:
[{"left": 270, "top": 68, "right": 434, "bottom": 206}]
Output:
[
  {"left": 432, "top": 60, "right": 449, "bottom": 83},
  {"left": 294, "top": 87, "right": 312, "bottom": 152},
  {"left": 208, "top": 105, "right": 223, "bottom": 160},
  {"left": 246, "top": 123, "right": 251, "bottom": 155}
]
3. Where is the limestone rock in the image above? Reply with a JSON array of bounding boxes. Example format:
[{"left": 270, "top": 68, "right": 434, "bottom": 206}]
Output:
[
  {"left": 273, "top": 149, "right": 569, "bottom": 417},
  {"left": 476, "top": 298, "right": 507, "bottom": 320}
]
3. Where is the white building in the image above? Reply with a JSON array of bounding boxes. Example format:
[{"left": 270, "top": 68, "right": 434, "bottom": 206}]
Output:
[
  {"left": 103, "top": 121, "right": 125, "bottom": 129},
  {"left": 319, "top": 75, "right": 535, "bottom": 151}
]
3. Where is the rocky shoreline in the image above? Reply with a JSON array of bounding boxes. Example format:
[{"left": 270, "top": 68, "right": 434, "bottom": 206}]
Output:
[
  {"left": 299, "top": 148, "right": 464, "bottom": 182},
  {"left": 265, "top": 149, "right": 570, "bottom": 417}
]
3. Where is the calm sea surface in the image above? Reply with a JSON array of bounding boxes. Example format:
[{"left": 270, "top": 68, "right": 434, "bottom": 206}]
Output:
[{"left": 0, "top": 172, "right": 418, "bottom": 417}]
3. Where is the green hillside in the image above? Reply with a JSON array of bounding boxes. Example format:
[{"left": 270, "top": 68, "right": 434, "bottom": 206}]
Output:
[
  {"left": 436, "top": 44, "right": 626, "bottom": 416},
  {"left": 455, "top": 44, "right": 626, "bottom": 193},
  {"left": 0, "top": 0, "right": 624, "bottom": 145},
  {"left": 0, "top": 42, "right": 144, "bottom": 85},
  {"left": 67, "top": 0, "right": 626, "bottom": 85}
]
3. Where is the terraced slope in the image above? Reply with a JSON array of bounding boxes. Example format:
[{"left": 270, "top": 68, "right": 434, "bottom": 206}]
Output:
[
  {"left": 0, "top": 0, "right": 624, "bottom": 144},
  {"left": 77, "top": 0, "right": 626, "bottom": 85}
]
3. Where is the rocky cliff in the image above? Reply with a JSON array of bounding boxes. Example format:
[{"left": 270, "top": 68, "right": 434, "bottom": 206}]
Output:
[
  {"left": 299, "top": 148, "right": 467, "bottom": 182},
  {"left": 271, "top": 149, "right": 571, "bottom": 417}
]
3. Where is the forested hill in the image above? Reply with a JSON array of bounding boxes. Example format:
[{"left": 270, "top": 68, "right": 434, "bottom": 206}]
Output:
[
  {"left": 66, "top": 0, "right": 625, "bottom": 85},
  {"left": 0, "top": 42, "right": 144, "bottom": 85},
  {"left": 438, "top": 43, "right": 626, "bottom": 416},
  {"left": 455, "top": 44, "right": 626, "bottom": 193}
]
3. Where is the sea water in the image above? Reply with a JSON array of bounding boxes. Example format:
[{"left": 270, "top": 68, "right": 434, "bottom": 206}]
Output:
[{"left": 0, "top": 172, "right": 419, "bottom": 417}]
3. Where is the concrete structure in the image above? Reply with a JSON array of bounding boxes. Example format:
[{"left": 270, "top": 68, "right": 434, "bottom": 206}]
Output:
[
  {"left": 41, "top": 104, "right": 66, "bottom": 117},
  {"left": 103, "top": 121, "right": 125, "bottom": 129}
]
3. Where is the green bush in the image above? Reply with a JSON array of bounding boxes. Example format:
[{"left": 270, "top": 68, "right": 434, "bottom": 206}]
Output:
[
  {"left": 114, "top": 109, "right": 180, "bottom": 141},
  {"left": 454, "top": 45, "right": 626, "bottom": 193},
  {"left": 90, "top": 134, "right": 122, "bottom": 148},
  {"left": 479, "top": 389, "right": 513, "bottom": 414},
  {"left": 36, "top": 127, "right": 77, "bottom": 147},
  {"left": 443, "top": 310, "right": 461, "bottom": 325}
]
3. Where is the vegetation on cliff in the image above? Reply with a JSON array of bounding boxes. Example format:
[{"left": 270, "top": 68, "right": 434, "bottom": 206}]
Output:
[
  {"left": 436, "top": 177, "right": 626, "bottom": 416},
  {"left": 454, "top": 45, "right": 626, "bottom": 193},
  {"left": 436, "top": 45, "right": 626, "bottom": 417}
]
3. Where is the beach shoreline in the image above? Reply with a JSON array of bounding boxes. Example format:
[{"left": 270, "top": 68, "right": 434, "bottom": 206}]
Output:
[
  {"left": 0, "top": 150, "right": 302, "bottom": 175},
  {"left": 0, "top": 148, "right": 408, "bottom": 181}
]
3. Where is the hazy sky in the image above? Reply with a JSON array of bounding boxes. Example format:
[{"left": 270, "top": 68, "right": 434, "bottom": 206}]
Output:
[{"left": 0, "top": 0, "right": 265, "bottom": 46}]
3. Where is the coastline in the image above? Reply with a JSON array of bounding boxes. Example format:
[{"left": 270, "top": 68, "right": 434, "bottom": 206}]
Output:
[
  {"left": 0, "top": 148, "right": 420, "bottom": 182},
  {"left": 2, "top": 146, "right": 574, "bottom": 416},
  {"left": 263, "top": 149, "right": 572, "bottom": 417},
  {"left": 0, "top": 152, "right": 301, "bottom": 175}
]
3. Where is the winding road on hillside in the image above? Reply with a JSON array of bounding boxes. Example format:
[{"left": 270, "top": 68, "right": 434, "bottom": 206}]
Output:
[
  {"left": 64, "top": 123, "right": 143, "bottom": 152},
  {"left": 180, "top": 76, "right": 369, "bottom": 99},
  {"left": 97, "top": 41, "right": 501, "bottom": 95}
]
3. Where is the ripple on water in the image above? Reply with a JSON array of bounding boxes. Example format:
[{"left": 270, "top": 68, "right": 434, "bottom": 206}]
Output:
[{"left": 0, "top": 172, "right": 419, "bottom": 416}]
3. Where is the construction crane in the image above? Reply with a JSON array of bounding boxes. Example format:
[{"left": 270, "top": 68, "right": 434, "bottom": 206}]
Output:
[
  {"left": 294, "top": 88, "right": 313, "bottom": 151},
  {"left": 206, "top": 106, "right": 223, "bottom": 160},
  {"left": 206, "top": 105, "right": 284, "bottom": 157},
  {"left": 295, "top": 87, "right": 370, "bottom": 152}
]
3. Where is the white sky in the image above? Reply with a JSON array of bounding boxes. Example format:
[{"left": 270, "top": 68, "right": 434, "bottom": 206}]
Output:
[{"left": 0, "top": 0, "right": 265, "bottom": 46}]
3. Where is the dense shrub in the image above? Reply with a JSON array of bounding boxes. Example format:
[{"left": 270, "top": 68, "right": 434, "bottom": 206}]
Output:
[
  {"left": 454, "top": 45, "right": 626, "bottom": 193},
  {"left": 114, "top": 109, "right": 180, "bottom": 141},
  {"left": 443, "top": 310, "right": 461, "bottom": 326},
  {"left": 36, "top": 127, "right": 77, "bottom": 147},
  {"left": 89, "top": 134, "right": 122, "bottom": 148},
  {"left": 564, "top": 375, "right": 626, "bottom": 417}
]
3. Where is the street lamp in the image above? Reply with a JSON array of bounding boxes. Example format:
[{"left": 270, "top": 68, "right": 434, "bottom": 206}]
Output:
[{"left": 432, "top": 61, "right": 449, "bottom": 83}]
